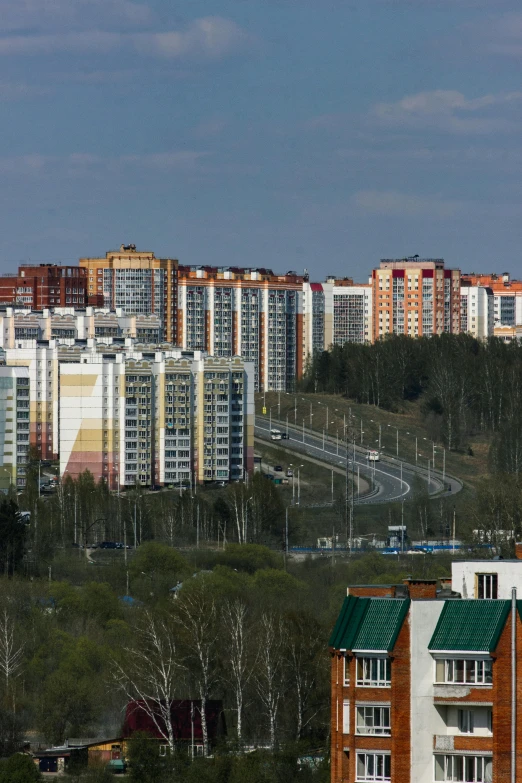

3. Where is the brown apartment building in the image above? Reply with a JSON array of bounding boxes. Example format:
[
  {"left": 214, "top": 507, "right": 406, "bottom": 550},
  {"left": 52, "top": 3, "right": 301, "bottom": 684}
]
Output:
[
  {"left": 0, "top": 264, "right": 101, "bottom": 310},
  {"left": 79, "top": 245, "right": 178, "bottom": 343},
  {"left": 372, "top": 258, "right": 461, "bottom": 341},
  {"left": 329, "top": 554, "right": 522, "bottom": 783}
]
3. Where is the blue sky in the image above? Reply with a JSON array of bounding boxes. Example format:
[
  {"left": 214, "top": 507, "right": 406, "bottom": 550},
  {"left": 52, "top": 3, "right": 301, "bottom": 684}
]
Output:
[{"left": 1, "top": 0, "right": 522, "bottom": 279}]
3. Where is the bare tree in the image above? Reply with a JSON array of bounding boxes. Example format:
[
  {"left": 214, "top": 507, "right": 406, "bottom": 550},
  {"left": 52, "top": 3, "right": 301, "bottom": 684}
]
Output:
[
  {"left": 0, "top": 609, "right": 24, "bottom": 709},
  {"left": 221, "top": 600, "right": 252, "bottom": 743},
  {"left": 175, "top": 582, "right": 219, "bottom": 756},
  {"left": 112, "top": 610, "right": 181, "bottom": 754},
  {"left": 254, "top": 612, "right": 285, "bottom": 750},
  {"left": 287, "top": 613, "right": 324, "bottom": 740}
]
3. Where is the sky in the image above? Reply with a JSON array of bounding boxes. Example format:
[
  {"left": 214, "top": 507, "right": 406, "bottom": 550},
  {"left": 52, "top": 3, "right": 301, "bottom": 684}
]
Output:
[{"left": 1, "top": 0, "right": 522, "bottom": 280}]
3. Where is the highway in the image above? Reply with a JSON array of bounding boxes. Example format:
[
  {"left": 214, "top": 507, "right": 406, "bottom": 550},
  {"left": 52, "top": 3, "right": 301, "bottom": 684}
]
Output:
[{"left": 255, "top": 417, "right": 462, "bottom": 505}]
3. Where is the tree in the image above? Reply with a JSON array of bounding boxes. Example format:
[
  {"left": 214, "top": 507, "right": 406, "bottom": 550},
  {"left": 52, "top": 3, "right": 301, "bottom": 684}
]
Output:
[
  {"left": 254, "top": 612, "right": 286, "bottom": 750},
  {"left": 0, "top": 608, "right": 24, "bottom": 708},
  {"left": 0, "top": 708, "right": 25, "bottom": 757},
  {"left": 0, "top": 753, "right": 41, "bottom": 783},
  {"left": 221, "top": 600, "right": 252, "bottom": 743},
  {"left": 174, "top": 581, "right": 219, "bottom": 757},
  {"left": 112, "top": 610, "right": 181, "bottom": 755},
  {"left": 286, "top": 612, "right": 327, "bottom": 741},
  {"left": 0, "top": 500, "right": 26, "bottom": 576}
]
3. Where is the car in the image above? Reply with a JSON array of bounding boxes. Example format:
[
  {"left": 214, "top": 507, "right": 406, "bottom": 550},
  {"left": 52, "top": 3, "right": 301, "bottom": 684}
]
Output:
[
  {"left": 274, "top": 466, "right": 283, "bottom": 472},
  {"left": 286, "top": 469, "right": 293, "bottom": 477}
]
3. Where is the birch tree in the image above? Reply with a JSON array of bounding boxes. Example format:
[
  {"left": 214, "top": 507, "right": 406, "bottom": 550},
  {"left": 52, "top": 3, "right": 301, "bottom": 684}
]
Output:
[
  {"left": 254, "top": 612, "right": 286, "bottom": 750},
  {"left": 221, "top": 599, "right": 251, "bottom": 743},
  {"left": 0, "top": 609, "right": 24, "bottom": 708},
  {"left": 112, "top": 609, "right": 181, "bottom": 754},
  {"left": 174, "top": 581, "right": 219, "bottom": 756},
  {"left": 287, "top": 612, "right": 325, "bottom": 741}
]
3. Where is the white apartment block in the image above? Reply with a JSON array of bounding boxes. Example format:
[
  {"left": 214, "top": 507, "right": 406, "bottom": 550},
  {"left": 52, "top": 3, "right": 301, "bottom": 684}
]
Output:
[
  {"left": 0, "top": 306, "right": 163, "bottom": 349},
  {"left": 0, "top": 365, "right": 31, "bottom": 491},
  {"left": 303, "top": 278, "right": 372, "bottom": 357},
  {"left": 0, "top": 340, "right": 253, "bottom": 489},
  {"left": 460, "top": 286, "right": 494, "bottom": 339}
]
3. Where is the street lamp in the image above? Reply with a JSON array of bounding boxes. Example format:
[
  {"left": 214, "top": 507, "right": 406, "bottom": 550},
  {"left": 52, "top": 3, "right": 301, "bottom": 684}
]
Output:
[
  {"left": 388, "top": 424, "right": 399, "bottom": 457},
  {"left": 297, "top": 464, "right": 304, "bottom": 505}
]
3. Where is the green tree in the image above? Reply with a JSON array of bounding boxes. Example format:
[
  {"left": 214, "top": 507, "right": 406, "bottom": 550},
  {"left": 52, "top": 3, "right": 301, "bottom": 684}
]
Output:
[
  {"left": 0, "top": 499, "right": 27, "bottom": 576},
  {"left": 0, "top": 753, "right": 41, "bottom": 783}
]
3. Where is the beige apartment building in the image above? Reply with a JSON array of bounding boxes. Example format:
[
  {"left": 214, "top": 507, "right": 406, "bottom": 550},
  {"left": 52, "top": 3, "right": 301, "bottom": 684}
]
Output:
[{"left": 79, "top": 245, "right": 178, "bottom": 343}]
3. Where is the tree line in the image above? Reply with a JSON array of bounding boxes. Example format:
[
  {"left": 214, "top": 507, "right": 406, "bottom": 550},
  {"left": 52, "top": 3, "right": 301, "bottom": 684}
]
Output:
[{"left": 302, "top": 333, "right": 522, "bottom": 465}]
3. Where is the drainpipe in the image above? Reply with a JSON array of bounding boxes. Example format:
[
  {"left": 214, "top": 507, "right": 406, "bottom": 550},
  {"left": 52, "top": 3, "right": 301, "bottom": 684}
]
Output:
[{"left": 511, "top": 587, "right": 517, "bottom": 783}]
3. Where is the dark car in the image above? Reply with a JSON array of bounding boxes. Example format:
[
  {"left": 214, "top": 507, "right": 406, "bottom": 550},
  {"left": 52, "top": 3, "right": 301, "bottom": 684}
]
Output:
[
  {"left": 99, "top": 541, "right": 118, "bottom": 549},
  {"left": 274, "top": 465, "right": 283, "bottom": 472}
]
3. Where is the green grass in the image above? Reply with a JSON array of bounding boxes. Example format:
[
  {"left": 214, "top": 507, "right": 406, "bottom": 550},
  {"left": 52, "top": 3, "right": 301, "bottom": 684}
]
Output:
[{"left": 257, "top": 392, "right": 490, "bottom": 490}]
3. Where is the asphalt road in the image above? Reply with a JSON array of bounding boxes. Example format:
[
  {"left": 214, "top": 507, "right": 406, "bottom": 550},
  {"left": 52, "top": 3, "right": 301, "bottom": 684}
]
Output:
[{"left": 255, "top": 417, "right": 463, "bottom": 505}]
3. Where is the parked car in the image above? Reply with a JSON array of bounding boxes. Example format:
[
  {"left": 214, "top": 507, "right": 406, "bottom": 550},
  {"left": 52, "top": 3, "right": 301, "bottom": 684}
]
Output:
[{"left": 274, "top": 465, "right": 283, "bottom": 472}]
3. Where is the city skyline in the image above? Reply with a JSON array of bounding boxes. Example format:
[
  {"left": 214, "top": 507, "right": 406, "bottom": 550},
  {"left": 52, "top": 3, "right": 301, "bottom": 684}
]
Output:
[{"left": 0, "top": 0, "right": 521, "bottom": 277}]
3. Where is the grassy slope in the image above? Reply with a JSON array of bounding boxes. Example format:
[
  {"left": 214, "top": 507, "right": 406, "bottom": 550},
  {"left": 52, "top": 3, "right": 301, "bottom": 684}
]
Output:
[{"left": 257, "top": 391, "right": 489, "bottom": 490}]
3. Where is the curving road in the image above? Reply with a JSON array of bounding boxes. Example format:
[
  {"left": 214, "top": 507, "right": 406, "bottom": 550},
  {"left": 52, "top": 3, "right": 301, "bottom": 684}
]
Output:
[{"left": 255, "top": 417, "right": 462, "bottom": 505}]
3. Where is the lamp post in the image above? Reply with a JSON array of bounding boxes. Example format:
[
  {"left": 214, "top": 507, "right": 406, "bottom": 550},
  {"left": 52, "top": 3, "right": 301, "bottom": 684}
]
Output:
[{"left": 297, "top": 464, "right": 304, "bottom": 505}]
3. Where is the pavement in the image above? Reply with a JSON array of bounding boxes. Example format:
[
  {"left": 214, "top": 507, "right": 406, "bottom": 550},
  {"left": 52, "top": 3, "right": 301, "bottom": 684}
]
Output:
[{"left": 255, "top": 417, "right": 463, "bottom": 505}]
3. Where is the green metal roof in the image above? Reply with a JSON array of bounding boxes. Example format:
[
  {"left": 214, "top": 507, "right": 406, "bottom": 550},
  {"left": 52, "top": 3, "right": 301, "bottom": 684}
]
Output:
[
  {"left": 428, "top": 600, "right": 510, "bottom": 652},
  {"left": 329, "top": 596, "right": 410, "bottom": 652}
]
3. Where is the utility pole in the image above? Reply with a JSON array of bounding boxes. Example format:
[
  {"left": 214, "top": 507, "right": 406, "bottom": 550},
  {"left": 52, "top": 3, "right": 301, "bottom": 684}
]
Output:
[
  {"left": 284, "top": 507, "right": 289, "bottom": 570},
  {"left": 331, "top": 469, "right": 334, "bottom": 504}
]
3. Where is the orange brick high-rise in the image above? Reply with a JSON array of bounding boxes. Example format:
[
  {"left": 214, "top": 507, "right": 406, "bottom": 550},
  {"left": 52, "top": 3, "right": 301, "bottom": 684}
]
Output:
[
  {"left": 372, "top": 258, "right": 461, "bottom": 341},
  {"left": 329, "top": 553, "right": 522, "bottom": 783}
]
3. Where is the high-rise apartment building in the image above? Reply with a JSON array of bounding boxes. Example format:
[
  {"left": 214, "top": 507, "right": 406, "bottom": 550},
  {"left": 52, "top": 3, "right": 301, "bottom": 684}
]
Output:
[
  {"left": 60, "top": 349, "right": 253, "bottom": 488},
  {"left": 303, "top": 278, "right": 372, "bottom": 356},
  {"left": 79, "top": 246, "right": 178, "bottom": 343},
  {"left": 0, "top": 339, "right": 252, "bottom": 489},
  {"left": 0, "top": 264, "right": 98, "bottom": 309},
  {"left": 0, "top": 365, "right": 31, "bottom": 492},
  {"left": 461, "top": 273, "right": 522, "bottom": 333},
  {"left": 177, "top": 265, "right": 304, "bottom": 391},
  {"left": 372, "top": 259, "right": 461, "bottom": 341},
  {"left": 460, "top": 286, "right": 494, "bottom": 339},
  {"left": 329, "top": 553, "right": 522, "bottom": 783}
]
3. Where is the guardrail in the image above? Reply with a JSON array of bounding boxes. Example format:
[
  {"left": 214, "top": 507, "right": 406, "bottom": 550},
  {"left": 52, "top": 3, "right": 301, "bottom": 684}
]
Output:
[{"left": 256, "top": 415, "right": 463, "bottom": 500}]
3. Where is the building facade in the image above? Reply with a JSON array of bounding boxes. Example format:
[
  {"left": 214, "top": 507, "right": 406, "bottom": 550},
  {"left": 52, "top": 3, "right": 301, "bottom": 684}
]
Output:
[
  {"left": 59, "top": 348, "right": 253, "bottom": 489},
  {"left": 372, "top": 259, "right": 461, "bottom": 341},
  {"left": 303, "top": 278, "right": 372, "bottom": 356},
  {"left": 330, "top": 554, "right": 522, "bottom": 783},
  {"left": 79, "top": 246, "right": 178, "bottom": 343},
  {"left": 177, "top": 265, "right": 304, "bottom": 391},
  {"left": 0, "top": 264, "right": 98, "bottom": 309},
  {"left": 0, "top": 365, "right": 31, "bottom": 491},
  {"left": 0, "top": 341, "right": 253, "bottom": 489},
  {"left": 0, "top": 306, "right": 162, "bottom": 348},
  {"left": 460, "top": 286, "right": 494, "bottom": 339}
]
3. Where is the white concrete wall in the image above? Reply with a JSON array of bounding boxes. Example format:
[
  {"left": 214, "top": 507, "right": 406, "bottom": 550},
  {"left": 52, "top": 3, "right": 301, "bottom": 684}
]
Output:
[
  {"left": 410, "top": 601, "right": 445, "bottom": 783},
  {"left": 452, "top": 560, "right": 522, "bottom": 599}
]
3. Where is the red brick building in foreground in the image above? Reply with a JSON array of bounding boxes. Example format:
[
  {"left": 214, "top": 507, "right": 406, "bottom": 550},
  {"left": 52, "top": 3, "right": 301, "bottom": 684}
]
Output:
[{"left": 329, "top": 556, "right": 522, "bottom": 783}]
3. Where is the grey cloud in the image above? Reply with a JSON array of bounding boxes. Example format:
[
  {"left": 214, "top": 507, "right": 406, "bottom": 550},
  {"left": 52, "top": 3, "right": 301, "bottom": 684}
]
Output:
[
  {"left": 372, "top": 89, "right": 522, "bottom": 134},
  {"left": 0, "top": 0, "right": 152, "bottom": 32},
  {"left": 0, "top": 17, "right": 249, "bottom": 59}
]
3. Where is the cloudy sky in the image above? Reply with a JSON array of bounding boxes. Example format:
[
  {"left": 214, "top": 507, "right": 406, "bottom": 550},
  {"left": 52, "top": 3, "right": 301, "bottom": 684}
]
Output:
[{"left": 1, "top": 0, "right": 522, "bottom": 279}]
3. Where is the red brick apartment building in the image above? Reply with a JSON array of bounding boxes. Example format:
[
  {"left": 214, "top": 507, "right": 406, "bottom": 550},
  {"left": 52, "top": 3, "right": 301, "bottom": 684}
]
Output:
[
  {"left": 329, "top": 554, "right": 522, "bottom": 783},
  {"left": 0, "top": 264, "right": 101, "bottom": 309}
]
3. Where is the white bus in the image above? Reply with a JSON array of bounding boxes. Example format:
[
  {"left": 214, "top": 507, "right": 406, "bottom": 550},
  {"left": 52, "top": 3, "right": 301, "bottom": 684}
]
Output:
[
  {"left": 367, "top": 450, "right": 380, "bottom": 462},
  {"left": 270, "top": 429, "right": 282, "bottom": 441}
]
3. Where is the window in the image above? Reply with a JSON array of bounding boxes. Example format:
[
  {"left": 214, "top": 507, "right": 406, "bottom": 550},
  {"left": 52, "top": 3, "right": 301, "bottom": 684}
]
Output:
[
  {"left": 356, "top": 752, "right": 390, "bottom": 782},
  {"left": 343, "top": 700, "right": 350, "bottom": 733},
  {"left": 435, "top": 659, "right": 492, "bottom": 685},
  {"left": 458, "top": 709, "right": 474, "bottom": 734},
  {"left": 434, "top": 755, "right": 492, "bottom": 782},
  {"left": 343, "top": 656, "right": 349, "bottom": 686},
  {"left": 356, "top": 657, "right": 391, "bottom": 687},
  {"left": 477, "top": 574, "right": 498, "bottom": 599},
  {"left": 356, "top": 706, "right": 391, "bottom": 735}
]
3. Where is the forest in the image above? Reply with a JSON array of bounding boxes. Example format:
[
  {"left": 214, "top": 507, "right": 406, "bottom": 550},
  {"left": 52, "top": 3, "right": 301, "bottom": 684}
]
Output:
[
  {"left": 0, "top": 477, "right": 455, "bottom": 783},
  {"left": 302, "top": 333, "right": 522, "bottom": 470}
]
